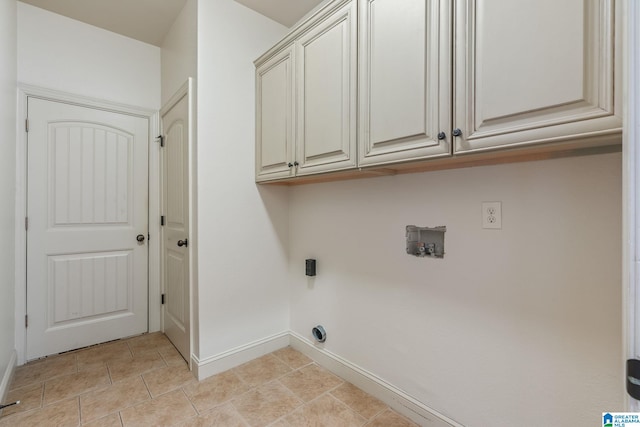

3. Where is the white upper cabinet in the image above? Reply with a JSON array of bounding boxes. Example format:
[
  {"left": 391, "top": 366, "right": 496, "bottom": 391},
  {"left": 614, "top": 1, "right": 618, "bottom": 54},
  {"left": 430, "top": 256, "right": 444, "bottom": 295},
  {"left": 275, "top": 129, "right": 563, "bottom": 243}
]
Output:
[
  {"left": 255, "top": 0, "right": 356, "bottom": 182},
  {"left": 296, "top": 0, "right": 357, "bottom": 175},
  {"left": 255, "top": 45, "right": 295, "bottom": 181},
  {"left": 358, "top": 0, "right": 452, "bottom": 167},
  {"left": 255, "top": 0, "right": 621, "bottom": 182},
  {"left": 454, "top": 0, "right": 621, "bottom": 153}
]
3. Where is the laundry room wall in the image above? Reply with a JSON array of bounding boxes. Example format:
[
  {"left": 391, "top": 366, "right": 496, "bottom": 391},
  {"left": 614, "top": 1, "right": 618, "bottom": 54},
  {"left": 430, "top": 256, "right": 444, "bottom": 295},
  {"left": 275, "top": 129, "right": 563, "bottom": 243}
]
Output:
[
  {"left": 0, "top": 0, "right": 17, "bottom": 400},
  {"left": 288, "top": 152, "right": 624, "bottom": 426},
  {"left": 17, "top": 2, "right": 160, "bottom": 109}
]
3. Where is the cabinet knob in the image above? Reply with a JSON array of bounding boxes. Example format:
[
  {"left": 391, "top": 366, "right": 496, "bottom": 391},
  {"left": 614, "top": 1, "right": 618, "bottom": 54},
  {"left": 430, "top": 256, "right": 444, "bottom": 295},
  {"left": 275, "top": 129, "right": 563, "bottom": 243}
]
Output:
[
  {"left": 452, "top": 128, "right": 463, "bottom": 137},
  {"left": 294, "top": 161, "right": 299, "bottom": 166},
  {"left": 287, "top": 163, "right": 293, "bottom": 168},
  {"left": 437, "top": 132, "right": 446, "bottom": 141}
]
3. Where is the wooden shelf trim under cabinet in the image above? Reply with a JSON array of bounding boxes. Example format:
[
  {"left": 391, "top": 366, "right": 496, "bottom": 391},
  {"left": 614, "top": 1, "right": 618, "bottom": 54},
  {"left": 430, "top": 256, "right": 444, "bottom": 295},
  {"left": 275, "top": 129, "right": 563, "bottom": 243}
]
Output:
[{"left": 259, "top": 134, "right": 621, "bottom": 186}]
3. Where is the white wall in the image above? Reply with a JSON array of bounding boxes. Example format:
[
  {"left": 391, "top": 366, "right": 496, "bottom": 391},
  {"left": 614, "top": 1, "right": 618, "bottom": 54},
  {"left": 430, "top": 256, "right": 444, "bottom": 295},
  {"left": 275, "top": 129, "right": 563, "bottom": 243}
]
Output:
[
  {"left": 161, "top": 0, "right": 197, "bottom": 106},
  {"left": 195, "top": 0, "right": 289, "bottom": 359},
  {"left": 0, "top": 0, "right": 17, "bottom": 396},
  {"left": 625, "top": 0, "right": 640, "bottom": 411},
  {"left": 289, "top": 152, "right": 623, "bottom": 426},
  {"left": 18, "top": 2, "right": 161, "bottom": 109}
]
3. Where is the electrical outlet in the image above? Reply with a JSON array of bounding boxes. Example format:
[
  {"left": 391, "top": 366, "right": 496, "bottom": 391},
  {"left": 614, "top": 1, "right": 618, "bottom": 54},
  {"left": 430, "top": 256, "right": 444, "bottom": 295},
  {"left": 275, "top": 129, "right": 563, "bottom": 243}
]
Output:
[{"left": 482, "top": 202, "right": 502, "bottom": 229}]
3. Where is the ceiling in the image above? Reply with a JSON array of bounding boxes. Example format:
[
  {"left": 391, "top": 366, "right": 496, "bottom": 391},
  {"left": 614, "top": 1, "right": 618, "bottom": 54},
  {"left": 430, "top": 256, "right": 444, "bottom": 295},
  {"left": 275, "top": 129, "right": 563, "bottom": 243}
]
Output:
[
  {"left": 234, "top": 0, "right": 325, "bottom": 27},
  {"left": 19, "top": 0, "right": 325, "bottom": 47}
]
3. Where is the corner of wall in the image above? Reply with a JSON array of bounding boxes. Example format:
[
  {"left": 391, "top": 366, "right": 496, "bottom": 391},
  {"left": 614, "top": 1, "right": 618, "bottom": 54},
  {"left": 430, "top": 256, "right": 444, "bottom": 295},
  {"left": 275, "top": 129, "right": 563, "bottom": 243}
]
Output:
[
  {"left": 0, "top": 350, "right": 17, "bottom": 405},
  {"left": 192, "top": 332, "right": 289, "bottom": 381}
]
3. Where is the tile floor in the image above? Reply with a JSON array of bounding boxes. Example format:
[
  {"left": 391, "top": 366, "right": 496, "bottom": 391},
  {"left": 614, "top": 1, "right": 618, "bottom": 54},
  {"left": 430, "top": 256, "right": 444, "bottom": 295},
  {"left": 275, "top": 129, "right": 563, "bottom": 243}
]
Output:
[{"left": 0, "top": 333, "right": 418, "bottom": 426}]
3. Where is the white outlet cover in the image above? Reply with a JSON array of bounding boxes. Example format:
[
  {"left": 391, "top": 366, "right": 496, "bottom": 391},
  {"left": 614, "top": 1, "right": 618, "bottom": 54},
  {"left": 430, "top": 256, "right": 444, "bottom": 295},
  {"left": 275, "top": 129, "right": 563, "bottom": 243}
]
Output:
[{"left": 482, "top": 201, "right": 502, "bottom": 229}]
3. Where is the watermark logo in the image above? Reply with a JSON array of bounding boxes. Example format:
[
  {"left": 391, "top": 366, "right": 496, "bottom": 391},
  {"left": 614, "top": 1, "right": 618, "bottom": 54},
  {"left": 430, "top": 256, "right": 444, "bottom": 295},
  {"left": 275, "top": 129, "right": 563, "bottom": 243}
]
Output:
[{"left": 603, "top": 413, "right": 640, "bottom": 426}]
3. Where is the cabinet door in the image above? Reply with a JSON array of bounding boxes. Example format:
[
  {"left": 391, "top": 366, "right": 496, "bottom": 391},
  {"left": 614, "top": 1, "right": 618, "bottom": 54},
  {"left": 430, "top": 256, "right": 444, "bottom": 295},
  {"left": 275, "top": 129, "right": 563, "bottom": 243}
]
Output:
[
  {"left": 454, "top": 0, "right": 621, "bottom": 153},
  {"left": 255, "top": 45, "right": 295, "bottom": 182},
  {"left": 358, "top": 0, "right": 452, "bottom": 167},
  {"left": 295, "top": 0, "right": 357, "bottom": 176}
]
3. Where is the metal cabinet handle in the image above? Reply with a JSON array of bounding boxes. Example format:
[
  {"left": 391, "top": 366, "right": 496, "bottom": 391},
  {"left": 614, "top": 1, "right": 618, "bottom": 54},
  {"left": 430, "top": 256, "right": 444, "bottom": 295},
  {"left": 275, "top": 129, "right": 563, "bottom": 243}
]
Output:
[
  {"left": 136, "top": 234, "right": 145, "bottom": 243},
  {"left": 177, "top": 239, "right": 188, "bottom": 248},
  {"left": 452, "top": 128, "right": 463, "bottom": 137},
  {"left": 437, "top": 132, "right": 446, "bottom": 140}
]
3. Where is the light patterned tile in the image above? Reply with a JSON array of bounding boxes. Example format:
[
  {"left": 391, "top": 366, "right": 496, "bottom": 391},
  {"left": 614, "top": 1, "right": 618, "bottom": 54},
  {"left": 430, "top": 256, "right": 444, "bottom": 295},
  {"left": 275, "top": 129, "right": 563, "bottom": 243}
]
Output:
[
  {"left": 0, "top": 397, "right": 80, "bottom": 427},
  {"left": 126, "top": 333, "right": 175, "bottom": 356},
  {"left": 11, "top": 354, "right": 77, "bottom": 390},
  {"left": 80, "top": 376, "right": 150, "bottom": 423},
  {"left": 76, "top": 341, "right": 132, "bottom": 372},
  {"left": 82, "top": 412, "right": 123, "bottom": 427},
  {"left": 232, "top": 381, "right": 302, "bottom": 426},
  {"left": 279, "top": 364, "right": 343, "bottom": 402},
  {"left": 120, "top": 389, "right": 196, "bottom": 427},
  {"left": 174, "top": 403, "right": 248, "bottom": 427},
  {"left": 43, "top": 367, "right": 111, "bottom": 406},
  {"left": 331, "top": 383, "right": 387, "bottom": 420},
  {"left": 159, "top": 346, "right": 187, "bottom": 367},
  {"left": 107, "top": 352, "right": 166, "bottom": 383},
  {"left": 142, "top": 364, "right": 196, "bottom": 398},
  {"left": 233, "top": 355, "right": 291, "bottom": 387},
  {"left": 365, "top": 409, "right": 419, "bottom": 427},
  {"left": 3, "top": 338, "right": 412, "bottom": 427},
  {"left": 1, "top": 381, "right": 43, "bottom": 418},
  {"left": 271, "top": 347, "right": 312, "bottom": 370},
  {"left": 285, "top": 394, "right": 366, "bottom": 427},
  {"left": 183, "top": 371, "right": 249, "bottom": 413}
]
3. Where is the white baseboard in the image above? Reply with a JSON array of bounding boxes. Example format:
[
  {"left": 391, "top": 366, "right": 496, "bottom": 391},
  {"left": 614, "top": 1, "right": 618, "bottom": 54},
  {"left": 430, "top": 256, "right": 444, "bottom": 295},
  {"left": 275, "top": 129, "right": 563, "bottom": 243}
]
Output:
[
  {"left": 192, "top": 332, "right": 290, "bottom": 380},
  {"left": 0, "top": 351, "right": 17, "bottom": 406},
  {"left": 190, "top": 331, "right": 461, "bottom": 426},
  {"left": 288, "top": 332, "right": 462, "bottom": 427}
]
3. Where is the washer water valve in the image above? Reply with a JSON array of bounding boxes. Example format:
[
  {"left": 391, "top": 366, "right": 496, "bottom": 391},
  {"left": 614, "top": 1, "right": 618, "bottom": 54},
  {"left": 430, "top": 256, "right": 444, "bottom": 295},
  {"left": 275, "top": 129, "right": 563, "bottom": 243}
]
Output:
[{"left": 406, "top": 225, "right": 446, "bottom": 258}]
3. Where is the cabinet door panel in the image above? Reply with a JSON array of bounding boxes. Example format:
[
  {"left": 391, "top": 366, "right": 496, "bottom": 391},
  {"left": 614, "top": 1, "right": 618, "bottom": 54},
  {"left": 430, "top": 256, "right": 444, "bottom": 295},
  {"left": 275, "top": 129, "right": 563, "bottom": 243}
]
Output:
[
  {"left": 256, "top": 45, "right": 295, "bottom": 181},
  {"left": 455, "top": 0, "right": 621, "bottom": 153},
  {"left": 296, "top": 0, "right": 357, "bottom": 176},
  {"left": 359, "top": 0, "right": 451, "bottom": 167}
]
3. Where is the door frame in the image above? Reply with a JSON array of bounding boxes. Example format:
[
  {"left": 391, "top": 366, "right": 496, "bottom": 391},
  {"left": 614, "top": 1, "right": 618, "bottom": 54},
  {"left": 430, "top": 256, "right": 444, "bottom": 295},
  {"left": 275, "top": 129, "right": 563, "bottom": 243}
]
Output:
[
  {"left": 159, "top": 78, "right": 195, "bottom": 367},
  {"left": 624, "top": 0, "right": 640, "bottom": 411},
  {"left": 14, "top": 84, "right": 161, "bottom": 364}
]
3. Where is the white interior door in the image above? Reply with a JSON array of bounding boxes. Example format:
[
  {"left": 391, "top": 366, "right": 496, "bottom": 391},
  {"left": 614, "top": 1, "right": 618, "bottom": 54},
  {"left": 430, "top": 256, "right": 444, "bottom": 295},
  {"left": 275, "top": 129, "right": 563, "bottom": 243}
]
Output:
[
  {"left": 26, "top": 97, "right": 149, "bottom": 360},
  {"left": 161, "top": 84, "right": 191, "bottom": 364}
]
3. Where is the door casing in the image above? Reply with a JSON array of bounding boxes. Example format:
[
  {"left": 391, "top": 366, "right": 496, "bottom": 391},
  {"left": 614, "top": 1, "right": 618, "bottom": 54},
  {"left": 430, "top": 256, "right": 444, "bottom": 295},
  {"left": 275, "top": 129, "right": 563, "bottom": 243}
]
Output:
[{"left": 15, "top": 84, "right": 161, "bottom": 364}]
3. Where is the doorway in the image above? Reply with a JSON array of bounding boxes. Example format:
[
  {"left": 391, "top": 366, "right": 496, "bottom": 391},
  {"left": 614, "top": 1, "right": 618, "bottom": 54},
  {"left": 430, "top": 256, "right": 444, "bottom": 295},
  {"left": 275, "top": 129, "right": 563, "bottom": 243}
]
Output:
[
  {"left": 16, "top": 86, "right": 160, "bottom": 363},
  {"left": 160, "top": 80, "right": 193, "bottom": 365}
]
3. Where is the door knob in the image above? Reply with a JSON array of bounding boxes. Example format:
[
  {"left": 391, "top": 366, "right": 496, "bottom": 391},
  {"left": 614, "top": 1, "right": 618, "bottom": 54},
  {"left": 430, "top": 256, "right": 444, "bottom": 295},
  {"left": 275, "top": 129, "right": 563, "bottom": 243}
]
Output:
[
  {"left": 136, "top": 234, "right": 145, "bottom": 243},
  {"left": 177, "top": 239, "right": 188, "bottom": 247}
]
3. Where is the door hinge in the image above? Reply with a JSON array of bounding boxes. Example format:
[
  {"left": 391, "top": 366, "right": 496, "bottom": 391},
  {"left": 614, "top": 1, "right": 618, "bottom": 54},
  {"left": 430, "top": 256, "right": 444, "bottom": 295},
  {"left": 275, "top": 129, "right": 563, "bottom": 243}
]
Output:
[
  {"left": 157, "top": 135, "right": 164, "bottom": 147},
  {"left": 161, "top": 294, "right": 165, "bottom": 305},
  {"left": 161, "top": 215, "right": 165, "bottom": 226},
  {"left": 25, "top": 217, "right": 28, "bottom": 231},
  {"left": 25, "top": 119, "right": 29, "bottom": 132},
  {"left": 25, "top": 315, "right": 28, "bottom": 328}
]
